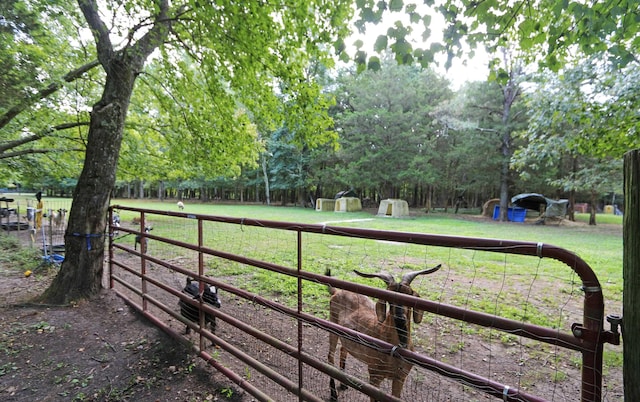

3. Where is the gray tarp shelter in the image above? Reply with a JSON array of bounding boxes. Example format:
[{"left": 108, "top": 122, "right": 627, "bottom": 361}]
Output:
[{"left": 511, "top": 193, "right": 569, "bottom": 219}]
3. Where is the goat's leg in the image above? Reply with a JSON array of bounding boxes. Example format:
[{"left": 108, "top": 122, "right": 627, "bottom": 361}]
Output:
[
  {"left": 328, "top": 333, "right": 339, "bottom": 401},
  {"left": 391, "top": 378, "right": 407, "bottom": 399},
  {"left": 206, "top": 316, "right": 217, "bottom": 347},
  {"left": 368, "top": 371, "right": 385, "bottom": 402},
  {"left": 337, "top": 345, "right": 348, "bottom": 390},
  {"left": 391, "top": 365, "right": 411, "bottom": 398}
]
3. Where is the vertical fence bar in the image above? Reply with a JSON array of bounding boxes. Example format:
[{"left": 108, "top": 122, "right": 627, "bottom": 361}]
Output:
[
  {"left": 198, "top": 217, "right": 205, "bottom": 352},
  {"left": 108, "top": 208, "right": 114, "bottom": 289},
  {"left": 582, "top": 290, "right": 604, "bottom": 402},
  {"left": 623, "top": 149, "right": 639, "bottom": 402},
  {"left": 297, "top": 229, "right": 303, "bottom": 402},
  {"left": 140, "top": 212, "right": 148, "bottom": 312}
]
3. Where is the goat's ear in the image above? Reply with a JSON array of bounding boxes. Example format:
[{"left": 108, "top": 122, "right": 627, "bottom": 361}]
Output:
[{"left": 375, "top": 300, "right": 387, "bottom": 323}]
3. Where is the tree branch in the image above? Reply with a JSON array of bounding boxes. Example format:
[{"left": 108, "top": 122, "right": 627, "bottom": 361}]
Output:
[
  {"left": 0, "top": 121, "right": 89, "bottom": 153},
  {"left": 133, "top": 0, "right": 171, "bottom": 63},
  {"left": 77, "top": 0, "right": 113, "bottom": 66},
  {"left": 0, "top": 147, "right": 85, "bottom": 160},
  {"left": 0, "top": 60, "right": 100, "bottom": 131}
]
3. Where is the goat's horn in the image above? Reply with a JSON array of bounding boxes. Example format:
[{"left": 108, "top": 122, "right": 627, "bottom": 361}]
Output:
[
  {"left": 353, "top": 270, "right": 396, "bottom": 287},
  {"left": 400, "top": 264, "right": 442, "bottom": 285}
]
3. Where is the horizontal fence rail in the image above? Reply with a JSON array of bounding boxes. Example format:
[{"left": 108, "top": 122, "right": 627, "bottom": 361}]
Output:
[{"left": 107, "top": 205, "right": 619, "bottom": 402}]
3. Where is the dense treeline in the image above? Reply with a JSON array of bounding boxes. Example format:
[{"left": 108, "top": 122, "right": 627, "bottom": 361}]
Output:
[{"left": 14, "top": 57, "right": 628, "bottom": 215}]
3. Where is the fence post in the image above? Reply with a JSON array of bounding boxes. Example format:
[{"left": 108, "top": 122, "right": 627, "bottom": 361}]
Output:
[{"left": 623, "top": 149, "right": 639, "bottom": 401}]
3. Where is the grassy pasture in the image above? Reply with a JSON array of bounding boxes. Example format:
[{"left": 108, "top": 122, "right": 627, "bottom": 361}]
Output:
[
  {"left": 4, "top": 194, "right": 622, "bottom": 305},
  {"left": 108, "top": 198, "right": 622, "bottom": 299}
]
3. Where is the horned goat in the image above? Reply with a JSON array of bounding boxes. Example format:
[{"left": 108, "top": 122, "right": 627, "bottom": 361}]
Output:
[{"left": 326, "top": 264, "right": 441, "bottom": 401}]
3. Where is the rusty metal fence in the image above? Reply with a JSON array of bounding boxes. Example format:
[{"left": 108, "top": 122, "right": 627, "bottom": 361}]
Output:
[{"left": 107, "top": 205, "right": 620, "bottom": 402}]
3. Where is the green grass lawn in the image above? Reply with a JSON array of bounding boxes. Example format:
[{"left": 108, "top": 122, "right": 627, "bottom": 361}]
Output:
[
  {"left": 105, "top": 197, "right": 623, "bottom": 302},
  {"left": 3, "top": 194, "right": 623, "bottom": 304}
]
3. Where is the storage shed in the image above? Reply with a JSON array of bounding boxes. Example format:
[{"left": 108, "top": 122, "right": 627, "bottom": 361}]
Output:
[
  {"left": 334, "top": 197, "right": 362, "bottom": 212},
  {"left": 377, "top": 199, "right": 409, "bottom": 218}
]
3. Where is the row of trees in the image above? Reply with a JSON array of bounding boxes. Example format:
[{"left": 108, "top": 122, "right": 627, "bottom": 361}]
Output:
[{"left": 11, "top": 56, "right": 628, "bottom": 217}]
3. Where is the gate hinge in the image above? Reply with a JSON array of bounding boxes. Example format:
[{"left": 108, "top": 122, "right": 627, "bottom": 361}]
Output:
[{"left": 571, "top": 314, "right": 622, "bottom": 346}]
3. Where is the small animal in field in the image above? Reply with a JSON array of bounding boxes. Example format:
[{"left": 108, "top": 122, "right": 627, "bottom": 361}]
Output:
[
  {"left": 112, "top": 214, "right": 120, "bottom": 235},
  {"left": 134, "top": 226, "right": 152, "bottom": 250},
  {"left": 52, "top": 208, "right": 67, "bottom": 230},
  {"left": 179, "top": 278, "right": 221, "bottom": 336},
  {"left": 177, "top": 201, "right": 184, "bottom": 210}
]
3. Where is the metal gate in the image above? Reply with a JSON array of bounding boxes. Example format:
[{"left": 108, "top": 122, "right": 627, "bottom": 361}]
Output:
[{"left": 107, "top": 205, "right": 620, "bottom": 401}]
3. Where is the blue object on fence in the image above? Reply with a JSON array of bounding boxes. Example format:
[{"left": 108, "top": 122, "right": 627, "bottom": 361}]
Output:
[
  {"left": 492, "top": 206, "right": 527, "bottom": 222},
  {"left": 42, "top": 254, "right": 65, "bottom": 265}
]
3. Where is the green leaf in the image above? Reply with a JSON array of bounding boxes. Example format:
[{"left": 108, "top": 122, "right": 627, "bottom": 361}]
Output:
[
  {"left": 389, "top": 0, "right": 403, "bottom": 12},
  {"left": 334, "top": 38, "right": 346, "bottom": 55},
  {"left": 374, "top": 35, "right": 389, "bottom": 52},
  {"left": 421, "top": 27, "right": 432, "bottom": 41},
  {"left": 391, "top": 39, "right": 412, "bottom": 63},
  {"left": 422, "top": 14, "right": 432, "bottom": 29},
  {"left": 367, "top": 56, "right": 381, "bottom": 71},
  {"left": 355, "top": 50, "right": 368, "bottom": 66},
  {"left": 361, "top": 7, "right": 376, "bottom": 22}
]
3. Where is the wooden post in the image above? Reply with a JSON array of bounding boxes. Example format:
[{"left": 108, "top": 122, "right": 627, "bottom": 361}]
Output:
[{"left": 623, "top": 149, "right": 640, "bottom": 401}]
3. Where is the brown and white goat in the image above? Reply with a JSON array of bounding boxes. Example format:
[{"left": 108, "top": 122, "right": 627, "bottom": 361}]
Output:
[
  {"left": 51, "top": 208, "right": 67, "bottom": 230},
  {"left": 327, "top": 265, "right": 441, "bottom": 401}
]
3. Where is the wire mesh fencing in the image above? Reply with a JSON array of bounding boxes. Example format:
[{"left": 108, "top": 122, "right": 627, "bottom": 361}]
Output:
[{"left": 107, "top": 205, "right": 621, "bottom": 402}]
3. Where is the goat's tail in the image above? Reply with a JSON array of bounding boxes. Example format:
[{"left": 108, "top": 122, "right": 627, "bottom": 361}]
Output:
[{"left": 325, "top": 268, "right": 337, "bottom": 295}]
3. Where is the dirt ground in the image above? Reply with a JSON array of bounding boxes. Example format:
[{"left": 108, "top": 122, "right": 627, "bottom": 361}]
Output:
[{"left": 0, "top": 265, "right": 246, "bottom": 402}]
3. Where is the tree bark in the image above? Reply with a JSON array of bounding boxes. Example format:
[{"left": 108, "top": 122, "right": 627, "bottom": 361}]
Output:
[
  {"left": 623, "top": 149, "right": 640, "bottom": 401},
  {"left": 261, "top": 153, "right": 271, "bottom": 206},
  {"left": 497, "top": 60, "right": 521, "bottom": 222},
  {"left": 589, "top": 189, "right": 598, "bottom": 225},
  {"left": 38, "top": 0, "right": 170, "bottom": 304}
]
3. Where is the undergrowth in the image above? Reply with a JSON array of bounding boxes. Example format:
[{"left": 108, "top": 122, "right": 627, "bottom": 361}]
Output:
[{"left": 0, "top": 233, "right": 41, "bottom": 272}]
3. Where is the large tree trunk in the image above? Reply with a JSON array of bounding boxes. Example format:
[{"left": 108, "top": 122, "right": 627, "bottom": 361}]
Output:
[
  {"left": 40, "top": 67, "right": 134, "bottom": 303},
  {"left": 498, "top": 151, "right": 510, "bottom": 221},
  {"left": 38, "top": 0, "right": 169, "bottom": 304},
  {"left": 623, "top": 149, "right": 640, "bottom": 401}
]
